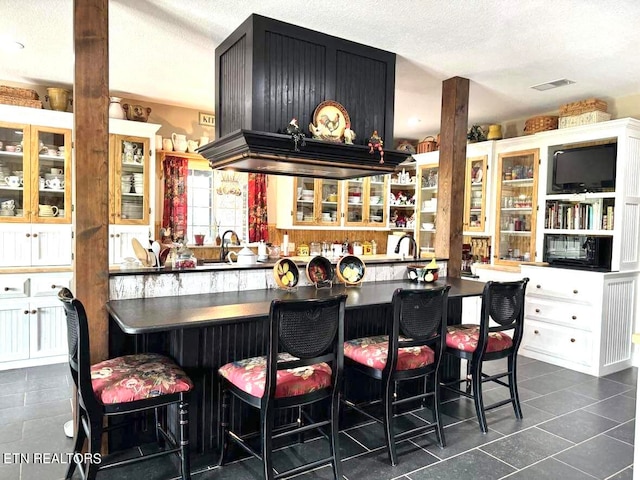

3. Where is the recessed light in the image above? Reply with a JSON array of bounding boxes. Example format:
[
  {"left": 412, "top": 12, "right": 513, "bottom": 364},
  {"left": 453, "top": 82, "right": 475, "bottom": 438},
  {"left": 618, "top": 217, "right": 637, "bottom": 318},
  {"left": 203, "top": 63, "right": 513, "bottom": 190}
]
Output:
[{"left": 530, "top": 79, "right": 575, "bottom": 91}]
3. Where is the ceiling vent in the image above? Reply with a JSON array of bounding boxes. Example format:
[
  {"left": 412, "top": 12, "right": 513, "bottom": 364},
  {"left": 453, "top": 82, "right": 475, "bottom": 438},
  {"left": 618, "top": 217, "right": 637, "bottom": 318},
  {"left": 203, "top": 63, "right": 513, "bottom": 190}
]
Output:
[{"left": 530, "top": 79, "right": 576, "bottom": 91}]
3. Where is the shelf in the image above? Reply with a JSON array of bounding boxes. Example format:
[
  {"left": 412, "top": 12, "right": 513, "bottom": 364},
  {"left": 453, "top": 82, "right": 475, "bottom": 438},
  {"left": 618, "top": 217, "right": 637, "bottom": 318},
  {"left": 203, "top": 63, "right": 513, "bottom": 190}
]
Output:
[
  {"left": 389, "top": 226, "right": 414, "bottom": 231},
  {"left": 421, "top": 186, "right": 438, "bottom": 192},
  {"left": 420, "top": 228, "right": 436, "bottom": 232},
  {"left": 545, "top": 192, "right": 616, "bottom": 200},
  {"left": 122, "top": 193, "right": 144, "bottom": 197},
  {"left": 0, "top": 150, "right": 23, "bottom": 158},
  {"left": 121, "top": 161, "right": 144, "bottom": 168},
  {"left": 390, "top": 182, "right": 415, "bottom": 188},
  {"left": 544, "top": 229, "right": 614, "bottom": 236},
  {"left": 469, "top": 208, "right": 482, "bottom": 212},
  {"left": 321, "top": 201, "right": 338, "bottom": 205},
  {"left": 502, "top": 178, "right": 534, "bottom": 186},
  {"left": 421, "top": 210, "right": 437, "bottom": 214},
  {"left": 39, "top": 154, "right": 65, "bottom": 161},
  {"left": 500, "top": 207, "right": 533, "bottom": 212},
  {"left": 499, "top": 230, "right": 531, "bottom": 236},
  {"left": 0, "top": 186, "right": 23, "bottom": 191},
  {"left": 39, "top": 188, "right": 65, "bottom": 193},
  {"left": 389, "top": 204, "right": 415, "bottom": 208},
  {"left": 296, "top": 200, "right": 314, "bottom": 204}
]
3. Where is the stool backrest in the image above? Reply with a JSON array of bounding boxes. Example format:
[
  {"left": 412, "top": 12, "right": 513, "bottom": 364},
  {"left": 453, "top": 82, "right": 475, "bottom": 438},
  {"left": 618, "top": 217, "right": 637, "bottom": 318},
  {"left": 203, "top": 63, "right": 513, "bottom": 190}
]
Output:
[
  {"left": 58, "top": 288, "right": 100, "bottom": 412},
  {"left": 478, "top": 278, "right": 529, "bottom": 355},
  {"left": 265, "top": 294, "right": 347, "bottom": 400},
  {"left": 386, "top": 286, "right": 450, "bottom": 374}
]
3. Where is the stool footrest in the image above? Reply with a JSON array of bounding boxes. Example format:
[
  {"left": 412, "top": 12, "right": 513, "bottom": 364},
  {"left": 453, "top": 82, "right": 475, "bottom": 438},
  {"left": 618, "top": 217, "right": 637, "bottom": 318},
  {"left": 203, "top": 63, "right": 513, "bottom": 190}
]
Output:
[
  {"left": 484, "top": 398, "right": 514, "bottom": 411},
  {"left": 274, "top": 456, "right": 336, "bottom": 479}
]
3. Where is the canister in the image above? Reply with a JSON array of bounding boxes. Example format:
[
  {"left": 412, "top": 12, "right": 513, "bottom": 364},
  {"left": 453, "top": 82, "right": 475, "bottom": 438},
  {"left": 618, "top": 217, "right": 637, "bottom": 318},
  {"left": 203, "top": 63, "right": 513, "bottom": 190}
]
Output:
[
  {"left": 310, "top": 242, "right": 321, "bottom": 256},
  {"left": 353, "top": 241, "right": 363, "bottom": 256},
  {"left": 362, "top": 241, "right": 372, "bottom": 255},
  {"left": 297, "top": 243, "right": 310, "bottom": 256}
]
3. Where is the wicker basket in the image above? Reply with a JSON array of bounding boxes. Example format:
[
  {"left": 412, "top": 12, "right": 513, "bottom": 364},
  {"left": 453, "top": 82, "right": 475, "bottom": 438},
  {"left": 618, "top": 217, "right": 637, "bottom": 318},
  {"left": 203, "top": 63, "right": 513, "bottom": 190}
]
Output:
[
  {"left": 417, "top": 136, "right": 438, "bottom": 153},
  {"left": 559, "top": 98, "right": 607, "bottom": 116},
  {"left": 0, "top": 95, "right": 42, "bottom": 109},
  {"left": 524, "top": 115, "right": 558, "bottom": 135},
  {"left": 0, "top": 85, "right": 39, "bottom": 100}
]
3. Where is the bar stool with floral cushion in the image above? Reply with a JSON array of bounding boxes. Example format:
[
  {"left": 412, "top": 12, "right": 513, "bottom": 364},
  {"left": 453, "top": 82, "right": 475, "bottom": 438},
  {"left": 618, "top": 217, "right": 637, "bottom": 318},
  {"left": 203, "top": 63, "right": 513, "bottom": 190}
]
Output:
[
  {"left": 442, "top": 279, "right": 529, "bottom": 433},
  {"left": 58, "top": 288, "right": 193, "bottom": 480},
  {"left": 341, "top": 286, "right": 450, "bottom": 466},
  {"left": 217, "top": 294, "right": 347, "bottom": 480}
]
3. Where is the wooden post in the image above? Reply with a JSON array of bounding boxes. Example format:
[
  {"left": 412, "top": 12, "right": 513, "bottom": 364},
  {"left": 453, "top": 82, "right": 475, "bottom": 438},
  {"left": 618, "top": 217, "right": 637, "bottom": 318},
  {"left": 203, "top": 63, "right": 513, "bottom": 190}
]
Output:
[
  {"left": 435, "top": 77, "right": 469, "bottom": 278},
  {"left": 73, "top": 0, "right": 110, "bottom": 364}
]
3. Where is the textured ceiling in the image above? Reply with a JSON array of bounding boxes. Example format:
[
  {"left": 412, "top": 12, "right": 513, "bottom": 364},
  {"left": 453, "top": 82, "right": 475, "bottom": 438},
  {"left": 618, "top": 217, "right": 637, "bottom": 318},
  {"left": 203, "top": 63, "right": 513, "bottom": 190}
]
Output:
[{"left": 1, "top": 0, "right": 639, "bottom": 139}]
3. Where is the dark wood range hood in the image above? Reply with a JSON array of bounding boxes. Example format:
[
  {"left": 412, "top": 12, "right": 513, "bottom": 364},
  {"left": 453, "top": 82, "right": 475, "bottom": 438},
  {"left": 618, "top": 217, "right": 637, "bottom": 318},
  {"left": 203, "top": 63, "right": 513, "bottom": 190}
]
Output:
[{"left": 199, "top": 14, "right": 411, "bottom": 179}]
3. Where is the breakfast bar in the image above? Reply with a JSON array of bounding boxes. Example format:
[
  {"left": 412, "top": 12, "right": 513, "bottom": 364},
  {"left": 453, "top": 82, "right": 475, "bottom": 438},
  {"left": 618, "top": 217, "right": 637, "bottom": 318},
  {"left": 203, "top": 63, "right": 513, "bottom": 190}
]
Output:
[{"left": 106, "top": 277, "right": 485, "bottom": 453}]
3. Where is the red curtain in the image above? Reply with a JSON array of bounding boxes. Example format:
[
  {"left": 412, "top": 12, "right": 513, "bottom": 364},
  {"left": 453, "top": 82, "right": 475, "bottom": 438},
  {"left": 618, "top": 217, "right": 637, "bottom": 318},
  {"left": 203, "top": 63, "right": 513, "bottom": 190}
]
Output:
[
  {"left": 162, "top": 156, "right": 188, "bottom": 242},
  {"left": 248, "top": 173, "right": 268, "bottom": 242}
]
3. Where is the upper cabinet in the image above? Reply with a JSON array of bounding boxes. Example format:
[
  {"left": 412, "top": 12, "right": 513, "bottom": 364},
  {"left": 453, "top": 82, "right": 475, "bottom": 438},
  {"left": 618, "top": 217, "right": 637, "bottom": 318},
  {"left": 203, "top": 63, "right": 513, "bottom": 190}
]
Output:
[
  {"left": 293, "top": 177, "right": 342, "bottom": 227},
  {"left": 388, "top": 166, "right": 416, "bottom": 232},
  {"left": 0, "top": 121, "right": 71, "bottom": 224},
  {"left": 415, "top": 155, "right": 439, "bottom": 256},
  {"left": 493, "top": 148, "right": 539, "bottom": 266},
  {"left": 109, "top": 134, "right": 150, "bottom": 225},
  {"left": 344, "top": 176, "right": 387, "bottom": 227},
  {"left": 464, "top": 155, "right": 488, "bottom": 233}
]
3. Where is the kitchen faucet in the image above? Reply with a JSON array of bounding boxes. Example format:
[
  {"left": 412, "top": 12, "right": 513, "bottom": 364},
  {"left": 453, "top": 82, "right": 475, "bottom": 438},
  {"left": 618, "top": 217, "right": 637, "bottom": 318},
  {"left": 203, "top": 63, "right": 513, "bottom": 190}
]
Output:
[
  {"left": 219, "top": 230, "right": 237, "bottom": 261},
  {"left": 394, "top": 234, "right": 418, "bottom": 260}
]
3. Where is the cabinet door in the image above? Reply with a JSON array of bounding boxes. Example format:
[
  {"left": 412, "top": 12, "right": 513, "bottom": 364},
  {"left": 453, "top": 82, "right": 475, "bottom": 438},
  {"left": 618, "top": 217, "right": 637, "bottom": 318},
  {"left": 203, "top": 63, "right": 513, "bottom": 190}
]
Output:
[
  {"left": 111, "top": 135, "right": 150, "bottom": 225},
  {"left": 417, "top": 164, "right": 439, "bottom": 255},
  {"left": 28, "top": 297, "right": 67, "bottom": 359},
  {"left": 344, "top": 178, "right": 366, "bottom": 226},
  {"left": 389, "top": 169, "right": 416, "bottom": 231},
  {"left": 30, "top": 224, "right": 72, "bottom": 266},
  {"left": 110, "top": 226, "right": 149, "bottom": 265},
  {"left": 366, "top": 175, "right": 387, "bottom": 227},
  {"left": 293, "top": 177, "right": 317, "bottom": 225},
  {"left": 494, "top": 149, "right": 539, "bottom": 265},
  {"left": 0, "top": 224, "right": 32, "bottom": 267},
  {"left": 0, "top": 299, "right": 30, "bottom": 362},
  {"left": 464, "top": 155, "right": 488, "bottom": 233},
  {"left": 32, "top": 126, "right": 72, "bottom": 224},
  {"left": 316, "top": 179, "right": 342, "bottom": 226},
  {"left": 0, "top": 121, "right": 31, "bottom": 222}
]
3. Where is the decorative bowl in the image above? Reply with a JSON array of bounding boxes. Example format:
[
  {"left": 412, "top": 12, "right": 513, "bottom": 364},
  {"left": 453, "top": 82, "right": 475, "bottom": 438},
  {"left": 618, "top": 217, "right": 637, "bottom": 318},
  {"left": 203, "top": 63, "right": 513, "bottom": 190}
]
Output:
[
  {"left": 273, "top": 258, "right": 299, "bottom": 288},
  {"left": 306, "top": 256, "right": 334, "bottom": 286},
  {"left": 336, "top": 255, "right": 366, "bottom": 285},
  {"left": 406, "top": 264, "right": 426, "bottom": 282},
  {"left": 423, "top": 267, "right": 439, "bottom": 283}
]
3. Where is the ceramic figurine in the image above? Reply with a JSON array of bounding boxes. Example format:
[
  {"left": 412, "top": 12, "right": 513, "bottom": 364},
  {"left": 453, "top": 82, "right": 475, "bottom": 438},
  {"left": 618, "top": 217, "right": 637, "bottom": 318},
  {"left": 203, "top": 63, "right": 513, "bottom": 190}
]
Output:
[
  {"left": 343, "top": 123, "right": 356, "bottom": 144},
  {"left": 368, "top": 130, "right": 384, "bottom": 164},
  {"left": 286, "top": 118, "right": 306, "bottom": 151}
]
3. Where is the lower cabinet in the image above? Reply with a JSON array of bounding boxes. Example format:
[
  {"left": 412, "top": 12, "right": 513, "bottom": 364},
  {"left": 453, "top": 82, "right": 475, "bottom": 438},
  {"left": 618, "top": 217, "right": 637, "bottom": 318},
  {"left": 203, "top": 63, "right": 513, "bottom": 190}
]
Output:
[
  {"left": 109, "top": 225, "right": 150, "bottom": 265},
  {"left": 0, "top": 224, "right": 73, "bottom": 267},
  {"left": 0, "top": 272, "right": 71, "bottom": 369},
  {"left": 520, "top": 266, "right": 635, "bottom": 376}
]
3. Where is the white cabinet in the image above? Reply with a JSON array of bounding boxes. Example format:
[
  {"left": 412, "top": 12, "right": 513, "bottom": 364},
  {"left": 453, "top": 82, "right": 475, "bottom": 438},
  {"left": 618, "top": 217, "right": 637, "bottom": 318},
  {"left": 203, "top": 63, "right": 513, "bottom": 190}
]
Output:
[
  {"left": 0, "top": 224, "right": 72, "bottom": 267},
  {"left": 109, "top": 225, "right": 150, "bottom": 265},
  {"left": 0, "top": 272, "right": 71, "bottom": 369},
  {"left": 520, "top": 265, "right": 635, "bottom": 376}
]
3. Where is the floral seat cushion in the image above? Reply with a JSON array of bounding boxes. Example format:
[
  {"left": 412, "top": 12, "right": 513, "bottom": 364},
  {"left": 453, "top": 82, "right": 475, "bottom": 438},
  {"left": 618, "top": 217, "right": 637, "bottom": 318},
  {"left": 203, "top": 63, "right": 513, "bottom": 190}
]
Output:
[
  {"left": 344, "top": 335, "right": 435, "bottom": 371},
  {"left": 218, "top": 352, "right": 332, "bottom": 399},
  {"left": 90, "top": 353, "right": 193, "bottom": 405},
  {"left": 446, "top": 324, "right": 513, "bottom": 353}
]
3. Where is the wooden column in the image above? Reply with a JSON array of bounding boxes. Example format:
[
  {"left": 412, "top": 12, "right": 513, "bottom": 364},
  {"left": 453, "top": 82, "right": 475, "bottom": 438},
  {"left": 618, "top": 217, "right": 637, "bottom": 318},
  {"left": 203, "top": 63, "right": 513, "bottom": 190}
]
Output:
[
  {"left": 435, "top": 77, "right": 469, "bottom": 278},
  {"left": 73, "top": 0, "right": 110, "bottom": 363}
]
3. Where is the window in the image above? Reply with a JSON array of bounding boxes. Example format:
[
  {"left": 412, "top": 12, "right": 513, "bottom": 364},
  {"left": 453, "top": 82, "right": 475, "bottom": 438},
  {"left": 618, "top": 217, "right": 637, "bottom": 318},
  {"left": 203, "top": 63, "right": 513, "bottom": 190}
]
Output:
[{"left": 186, "top": 162, "right": 248, "bottom": 244}]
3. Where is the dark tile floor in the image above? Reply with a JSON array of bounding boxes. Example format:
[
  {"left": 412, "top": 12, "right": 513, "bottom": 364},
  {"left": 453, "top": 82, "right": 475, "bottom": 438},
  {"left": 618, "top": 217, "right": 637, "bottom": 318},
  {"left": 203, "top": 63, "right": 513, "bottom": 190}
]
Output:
[{"left": 0, "top": 357, "right": 635, "bottom": 480}]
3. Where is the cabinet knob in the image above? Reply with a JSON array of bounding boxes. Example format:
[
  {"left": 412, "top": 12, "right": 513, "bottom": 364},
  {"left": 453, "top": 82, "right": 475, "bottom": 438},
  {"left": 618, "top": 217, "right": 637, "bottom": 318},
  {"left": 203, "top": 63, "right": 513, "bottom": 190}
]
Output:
[
  {"left": 570, "top": 338, "right": 576, "bottom": 343},
  {"left": 534, "top": 330, "right": 539, "bottom": 334},
  {"left": 571, "top": 315, "right": 577, "bottom": 320},
  {"left": 536, "top": 284, "right": 541, "bottom": 289},
  {"left": 535, "top": 308, "right": 540, "bottom": 313},
  {"left": 30, "top": 309, "right": 36, "bottom": 315},
  {"left": 32, "top": 233, "right": 38, "bottom": 238},
  {"left": 573, "top": 289, "right": 578, "bottom": 294},
  {"left": 26, "top": 233, "right": 31, "bottom": 238},
  {"left": 110, "top": 234, "right": 114, "bottom": 238},
  {"left": 24, "top": 310, "right": 29, "bottom": 315},
  {"left": 3, "top": 287, "right": 10, "bottom": 291},
  {"left": 115, "top": 234, "right": 120, "bottom": 238}
]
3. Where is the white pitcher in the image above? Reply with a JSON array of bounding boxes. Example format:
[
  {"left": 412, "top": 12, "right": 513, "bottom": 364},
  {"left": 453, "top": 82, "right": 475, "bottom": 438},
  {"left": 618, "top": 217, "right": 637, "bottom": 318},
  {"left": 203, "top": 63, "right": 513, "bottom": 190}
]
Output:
[
  {"left": 172, "top": 133, "right": 187, "bottom": 153},
  {"left": 187, "top": 140, "right": 198, "bottom": 153}
]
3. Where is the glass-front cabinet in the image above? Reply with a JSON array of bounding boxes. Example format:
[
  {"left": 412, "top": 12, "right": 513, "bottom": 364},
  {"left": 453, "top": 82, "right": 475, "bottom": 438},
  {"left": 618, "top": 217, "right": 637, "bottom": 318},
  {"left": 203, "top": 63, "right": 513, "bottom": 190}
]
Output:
[
  {"left": 110, "top": 134, "right": 150, "bottom": 225},
  {"left": 417, "top": 163, "right": 439, "bottom": 256},
  {"left": 494, "top": 149, "right": 539, "bottom": 265},
  {"left": 293, "top": 177, "right": 342, "bottom": 226},
  {"left": 464, "top": 155, "right": 488, "bottom": 233},
  {"left": 0, "top": 122, "right": 71, "bottom": 224},
  {"left": 344, "top": 175, "right": 387, "bottom": 227}
]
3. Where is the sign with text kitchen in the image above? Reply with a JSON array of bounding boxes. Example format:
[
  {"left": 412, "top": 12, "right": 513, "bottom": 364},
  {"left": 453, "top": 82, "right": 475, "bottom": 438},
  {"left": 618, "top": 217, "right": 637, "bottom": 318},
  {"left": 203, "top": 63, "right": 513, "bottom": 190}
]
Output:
[{"left": 199, "top": 112, "right": 215, "bottom": 127}]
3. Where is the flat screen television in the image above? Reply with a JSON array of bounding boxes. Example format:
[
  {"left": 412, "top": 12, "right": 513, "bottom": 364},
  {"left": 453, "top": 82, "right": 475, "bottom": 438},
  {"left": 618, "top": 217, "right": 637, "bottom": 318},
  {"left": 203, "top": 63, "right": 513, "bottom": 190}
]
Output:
[{"left": 551, "top": 143, "right": 617, "bottom": 193}]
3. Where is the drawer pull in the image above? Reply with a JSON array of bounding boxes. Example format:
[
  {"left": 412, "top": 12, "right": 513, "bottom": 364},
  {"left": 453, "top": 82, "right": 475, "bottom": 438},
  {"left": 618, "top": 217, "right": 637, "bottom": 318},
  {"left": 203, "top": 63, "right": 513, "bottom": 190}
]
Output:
[
  {"left": 32, "top": 233, "right": 38, "bottom": 238},
  {"left": 30, "top": 309, "right": 36, "bottom": 315},
  {"left": 3, "top": 287, "right": 10, "bottom": 291},
  {"left": 26, "top": 233, "right": 31, "bottom": 238},
  {"left": 571, "top": 315, "right": 577, "bottom": 320},
  {"left": 534, "top": 330, "right": 539, "bottom": 334},
  {"left": 573, "top": 289, "right": 578, "bottom": 294},
  {"left": 23, "top": 310, "right": 29, "bottom": 315},
  {"left": 570, "top": 338, "right": 576, "bottom": 343},
  {"left": 535, "top": 308, "right": 540, "bottom": 313},
  {"left": 536, "top": 284, "right": 541, "bottom": 289}
]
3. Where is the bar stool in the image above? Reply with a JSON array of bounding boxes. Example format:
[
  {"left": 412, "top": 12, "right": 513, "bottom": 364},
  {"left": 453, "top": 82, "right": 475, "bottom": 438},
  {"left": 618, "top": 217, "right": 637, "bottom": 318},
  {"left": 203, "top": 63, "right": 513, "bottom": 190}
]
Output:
[
  {"left": 217, "top": 294, "right": 347, "bottom": 480},
  {"left": 442, "top": 279, "right": 528, "bottom": 433},
  {"left": 341, "top": 286, "right": 450, "bottom": 466},
  {"left": 58, "top": 288, "right": 193, "bottom": 480}
]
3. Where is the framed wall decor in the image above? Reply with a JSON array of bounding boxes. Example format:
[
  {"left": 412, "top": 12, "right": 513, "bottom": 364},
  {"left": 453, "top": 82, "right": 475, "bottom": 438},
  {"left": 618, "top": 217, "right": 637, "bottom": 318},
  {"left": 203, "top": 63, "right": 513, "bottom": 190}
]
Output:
[{"left": 199, "top": 112, "right": 216, "bottom": 127}]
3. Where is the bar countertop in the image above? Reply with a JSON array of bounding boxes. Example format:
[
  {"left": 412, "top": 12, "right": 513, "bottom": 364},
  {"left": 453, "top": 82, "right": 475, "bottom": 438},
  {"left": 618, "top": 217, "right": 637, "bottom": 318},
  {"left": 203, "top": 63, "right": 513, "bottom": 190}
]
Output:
[{"left": 106, "top": 277, "right": 485, "bottom": 334}]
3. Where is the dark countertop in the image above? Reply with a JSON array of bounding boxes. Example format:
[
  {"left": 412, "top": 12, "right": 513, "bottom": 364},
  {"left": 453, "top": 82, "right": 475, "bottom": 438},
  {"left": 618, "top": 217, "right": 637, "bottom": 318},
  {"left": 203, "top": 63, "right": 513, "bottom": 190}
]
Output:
[{"left": 107, "top": 277, "right": 484, "bottom": 334}]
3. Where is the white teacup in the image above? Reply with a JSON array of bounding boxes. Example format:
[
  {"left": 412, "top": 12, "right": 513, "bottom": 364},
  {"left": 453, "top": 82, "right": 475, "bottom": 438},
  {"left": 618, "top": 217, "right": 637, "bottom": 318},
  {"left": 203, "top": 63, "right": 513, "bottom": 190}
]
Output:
[
  {"left": 4, "top": 176, "right": 22, "bottom": 187},
  {"left": 38, "top": 205, "right": 58, "bottom": 216},
  {"left": 1, "top": 199, "right": 15, "bottom": 209},
  {"left": 45, "top": 178, "right": 64, "bottom": 189},
  {"left": 39, "top": 177, "right": 45, "bottom": 189},
  {"left": 50, "top": 168, "right": 63, "bottom": 175},
  {"left": 1, "top": 204, "right": 15, "bottom": 211}
]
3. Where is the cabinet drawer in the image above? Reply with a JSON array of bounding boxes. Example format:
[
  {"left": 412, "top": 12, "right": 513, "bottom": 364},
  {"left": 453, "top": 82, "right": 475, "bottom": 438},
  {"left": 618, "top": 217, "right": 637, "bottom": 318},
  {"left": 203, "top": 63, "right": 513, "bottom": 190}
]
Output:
[
  {"left": 30, "top": 274, "right": 72, "bottom": 297},
  {"left": 521, "top": 319, "right": 592, "bottom": 367},
  {"left": 0, "top": 276, "right": 29, "bottom": 299},
  {"left": 523, "top": 267, "right": 601, "bottom": 304},
  {"left": 525, "top": 298, "right": 595, "bottom": 331}
]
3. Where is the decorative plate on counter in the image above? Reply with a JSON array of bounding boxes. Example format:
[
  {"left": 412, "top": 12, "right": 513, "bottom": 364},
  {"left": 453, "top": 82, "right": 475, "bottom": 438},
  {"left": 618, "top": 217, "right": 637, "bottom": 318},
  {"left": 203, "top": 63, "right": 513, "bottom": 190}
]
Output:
[
  {"left": 306, "top": 256, "right": 334, "bottom": 287},
  {"left": 336, "top": 255, "right": 366, "bottom": 286},
  {"left": 273, "top": 258, "right": 299, "bottom": 288}
]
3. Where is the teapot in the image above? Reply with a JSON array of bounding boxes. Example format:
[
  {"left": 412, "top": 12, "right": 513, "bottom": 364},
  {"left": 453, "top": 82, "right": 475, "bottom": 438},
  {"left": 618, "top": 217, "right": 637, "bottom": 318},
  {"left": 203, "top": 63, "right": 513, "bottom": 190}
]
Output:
[
  {"left": 172, "top": 133, "right": 187, "bottom": 153},
  {"left": 226, "top": 244, "right": 257, "bottom": 265},
  {"left": 257, "top": 240, "right": 269, "bottom": 262}
]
